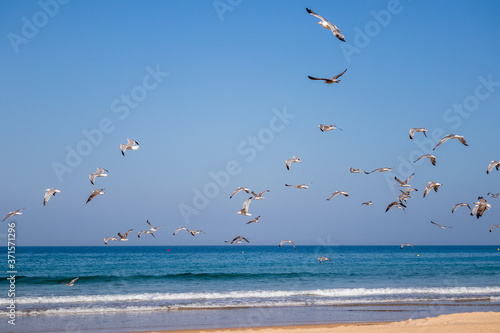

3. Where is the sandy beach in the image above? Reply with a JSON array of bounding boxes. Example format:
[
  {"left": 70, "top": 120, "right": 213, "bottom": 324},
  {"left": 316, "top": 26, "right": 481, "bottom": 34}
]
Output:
[{"left": 153, "top": 312, "right": 500, "bottom": 333}]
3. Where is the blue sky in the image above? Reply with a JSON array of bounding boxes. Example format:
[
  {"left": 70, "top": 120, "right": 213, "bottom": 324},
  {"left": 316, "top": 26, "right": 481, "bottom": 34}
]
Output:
[{"left": 1, "top": 0, "right": 500, "bottom": 246}]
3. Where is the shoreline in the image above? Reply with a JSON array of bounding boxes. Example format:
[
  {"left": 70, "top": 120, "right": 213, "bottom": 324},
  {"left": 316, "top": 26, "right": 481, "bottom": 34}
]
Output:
[{"left": 143, "top": 312, "right": 500, "bottom": 333}]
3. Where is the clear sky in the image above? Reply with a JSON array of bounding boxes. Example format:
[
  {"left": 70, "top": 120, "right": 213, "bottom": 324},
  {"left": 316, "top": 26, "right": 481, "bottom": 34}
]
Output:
[{"left": 1, "top": 0, "right": 500, "bottom": 246}]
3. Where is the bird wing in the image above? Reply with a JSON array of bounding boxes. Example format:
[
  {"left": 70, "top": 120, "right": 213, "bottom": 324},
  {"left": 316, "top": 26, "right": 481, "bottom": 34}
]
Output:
[
  {"left": 89, "top": 173, "right": 96, "bottom": 185},
  {"left": 457, "top": 136, "right": 468, "bottom": 146},
  {"left": 332, "top": 69, "right": 347, "bottom": 80},
  {"left": 173, "top": 227, "right": 187, "bottom": 235},
  {"left": 409, "top": 128, "right": 416, "bottom": 140},
  {"left": 70, "top": 277, "right": 79, "bottom": 284},
  {"left": 306, "top": 8, "right": 328, "bottom": 22},
  {"left": 430, "top": 221, "right": 442, "bottom": 227},
  {"left": 242, "top": 197, "right": 252, "bottom": 211},
  {"left": 123, "top": 229, "right": 133, "bottom": 238},
  {"left": 308, "top": 76, "right": 328, "bottom": 81},
  {"left": 487, "top": 161, "right": 500, "bottom": 174},
  {"left": 394, "top": 177, "right": 406, "bottom": 186},
  {"left": 259, "top": 190, "right": 270, "bottom": 196},
  {"left": 146, "top": 220, "right": 153, "bottom": 228}
]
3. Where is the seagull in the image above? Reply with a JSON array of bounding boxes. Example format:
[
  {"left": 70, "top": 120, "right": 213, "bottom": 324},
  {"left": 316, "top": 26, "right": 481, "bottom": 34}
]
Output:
[
  {"left": 432, "top": 134, "right": 468, "bottom": 150},
  {"left": 189, "top": 229, "right": 205, "bottom": 236},
  {"left": 246, "top": 216, "right": 260, "bottom": 224},
  {"left": 318, "top": 257, "right": 332, "bottom": 263},
  {"left": 490, "top": 225, "right": 500, "bottom": 232},
  {"left": 326, "top": 191, "right": 348, "bottom": 200},
  {"left": 361, "top": 201, "right": 373, "bottom": 206},
  {"left": 173, "top": 227, "right": 190, "bottom": 235},
  {"left": 58, "top": 277, "right": 79, "bottom": 287},
  {"left": 471, "top": 196, "right": 492, "bottom": 219},
  {"left": 394, "top": 173, "right": 414, "bottom": 187},
  {"left": 306, "top": 8, "right": 345, "bottom": 42},
  {"left": 227, "top": 236, "right": 249, "bottom": 244},
  {"left": 286, "top": 156, "right": 302, "bottom": 170},
  {"left": 452, "top": 203, "right": 471, "bottom": 213},
  {"left": 43, "top": 188, "right": 61, "bottom": 206},
  {"left": 487, "top": 192, "right": 499, "bottom": 198},
  {"left": 385, "top": 201, "right": 406, "bottom": 212},
  {"left": 2, "top": 209, "right": 24, "bottom": 222},
  {"left": 430, "top": 221, "right": 452, "bottom": 229},
  {"left": 117, "top": 229, "right": 133, "bottom": 241},
  {"left": 400, "top": 243, "right": 414, "bottom": 250},
  {"left": 308, "top": 69, "right": 347, "bottom": 84},
  {"left": 251, "top": 190, "right": 269, "bottom": 200},
  {"left": 89, "top": 167, "right": 108, "bottom": 185},
  {"left": 86, "top": 189, "right": 105, "bottom": 204},
  {"left": 349, "top": 167, "right": 366, "bottom": 174},
  {"left": 397, "top": 192, "right": 412, "bottom": 203},
  {"left": 236, "top": 197, "right": 252, "bottom": 216},
  {"left": 319, "top": 124, "right": 342, "bottom": 132},
  {"left": 409, "top": 127, "right": 428, "bottom": 140},
  {"left": 414, "top": 154, "right": 436, "bottom": 166},
  {"left": 279, "top": 240, "right": 296, "bottom": 250},
  {"left": 146, "top": 220, "right": 163, "bottom": 232},
  {"left": 364, "top": 167, "right": 392, "bottom": 174},
  {"left": 486, "top": 161, "right": 500, "bottom": 174},
  {"left": 423, "top": 182, "right": 442, "bottom": 198},
  {"left": 104, "top": 237, "right": 117, "bottom": 245},
  {"left": 230, "top": 187, "right": 251, "bottom": 199},
  {"left": 138, "top": 230, "right": 156, "bottom": 238},
  {"left": 120, "top": 138, "right": 139, "bottom": 156},
  {"left": 285, "top": 183, "right": 310, "bottom": 189}
]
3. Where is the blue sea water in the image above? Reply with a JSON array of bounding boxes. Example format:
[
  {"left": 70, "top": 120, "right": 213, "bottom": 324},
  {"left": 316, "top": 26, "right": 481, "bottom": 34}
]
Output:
[{"left": 1, "top": 245, "right": 500, "bottom": 332}]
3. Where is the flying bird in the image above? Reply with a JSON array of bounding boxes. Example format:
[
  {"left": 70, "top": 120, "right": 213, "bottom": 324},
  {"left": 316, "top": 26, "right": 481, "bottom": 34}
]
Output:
[
  {"left": 361, "top": 201, "right": 373, "bottom": 206},
  {"left": 173, "top": 227, "right": 190, "bottom": 235},
  {"left": 423, "top": 182, "right": 442, "bottom": 198},
  {"left": 409, "top": 127, "right": 428, "bottom": 140},
  {"left": 489, "top": 225, "right": 500, "bottom": 232},
  {"left": 279, "top": 240, "right": 296, "bottom": 250},
  {"left": 487, "top": 192, "right": 499, "bottom": 198},
  {"left": 308, "top": 69, "right": 347, "bottom": 84},
  {"left": 400, "top": 243, "right": 414, "bottom": 250},
  {"left": 104, "top": 237, "right": 117, "bottom": 245},
  {"left": 117, "top": 229, "right": 133, "bottom": 241},
  {"left": 286, "top": 156, "right": 302, "bottom": 170},
  {"left": 432, "top": 134, "right": 468, "bottom": 150},
  {"left": 318, "top": 257, "right": 332, "bottom": 263},
  {"left": 146, "top": 220, "right": 163, "bottom": 232},
  {"left": 430, "top": 221, "right": 452, "bottom": 229},
  {"left": 236, "top": 197, "right": 252, "bottom": 216},
  {"left": 394, "top": 173, "right": 414, "bottom": 187},
  {"left": 285, "top": 183, "right": 310, "bottom": 189},
  {"left": 306, "top": 8, "right": 345, "bottom": 42},
  {"left": 319, "top": 124, "right": 342, "bottom": 132},
  {"left": 120, "top": 138, "right": 139, "bottom": 156},
  {"left": 188, "top": 229, "right": 205, "bottom": 236},
  {"left": 86, "top": 189, "right": 105, "bottom": 204},
  {"left": 471, "top": 197, "right": 492, "bottom": 219},
  {"left": 89, "top": 167, "right": 108, "bottom": 185},
  {"left": 58, "top": 277, "right": 79, "bottom": 287},
  {"left": 251, "top": 190, "right": 269, "bottom": 200},
  {"left": 43, "top": 188, "right": 61, "bottom": 206},
  {"left": 2, "top": 209, "right": 24, "bottom": 222},
  {"left": 486, "top": 161, "right": 500, "bottom": 174},
  {"left": 138, "top": 230, "right": 156, "bottom": 238},
  {"left": 414, "top": 154, "right": 436, "bottom": 166},
  {"left": 385, "top": 201, "right": 406, "bottom": 212},
  {"left": 452, "top": 203, "right": 471, "bottom": 213},
  {"left": 230, "top": 187, "right": 251, "bottom": 199},
  {"left": 326, "top": 191, "right": 348, "bottom": 200},
  {"left": 365, "top": 167, "right": 392, "bottom": 174},
  {"left": 246, "top": 216, "right": 260, "bottom": 224},
  {"left": 349, "top": 167, "right": 366, "bottom": 174},
  {"left": 228, "top": 236, "right": 249, "bottom": 244}
]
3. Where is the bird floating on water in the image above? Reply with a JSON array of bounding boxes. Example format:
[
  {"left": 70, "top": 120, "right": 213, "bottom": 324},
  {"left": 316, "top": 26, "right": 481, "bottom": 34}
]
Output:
[
  {"left": 433, "top": 134, "right": 468, "bottom": 150},
  {"left": 308, "top": 69, "right": 347, "bottom": 84},
  {"left": 306, "top": 8, "right": 345, "bottom": 42},
  {"left": 89, "top": 167, "right": 108, "bottom": 185},
  {"left": 43, "top": 188, "right": 61, "bottom": 206},
  {"left": 2, "top": 209, "right": 23, "bottom": 222},
  {"left": 86, "top": 189, "right": 105, "bottom": 204},
  {"left": 120, "top": 138, "right": 139, "bottom": 156}
]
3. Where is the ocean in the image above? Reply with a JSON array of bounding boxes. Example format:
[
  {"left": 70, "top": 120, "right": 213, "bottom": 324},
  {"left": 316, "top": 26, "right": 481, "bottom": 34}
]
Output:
[{"left": 1, "top": 245, "right": 500, "bottom": 332}]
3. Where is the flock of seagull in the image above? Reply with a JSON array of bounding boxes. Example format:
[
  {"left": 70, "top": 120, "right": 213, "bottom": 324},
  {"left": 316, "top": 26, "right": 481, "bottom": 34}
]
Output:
[{"left": 2, "top": 8, "right": 499, "bottom": 279}]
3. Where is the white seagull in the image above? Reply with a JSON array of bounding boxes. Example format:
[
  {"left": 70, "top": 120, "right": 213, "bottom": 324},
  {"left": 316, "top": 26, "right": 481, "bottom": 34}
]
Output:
[
  {"left": 394, "top": 173, "right": 414, "bottom": 187},
  {"left": 228, "top": 236, "right": 249, "bottom": 244},
  {"left": 138, "top": 230, "right": 156, "bottom": 238},
  {"left": 117, "top": 229, "right": 134, "bottom": 241},
  {"left": 326, "top": 191, "right": 348, "bottom": 200},
  {"left": 489, "top": 225, "right": 500, "bottom": 232},
  {"left": 400, "top": 243, "right": 414, "bottom": 250},
  {"left": 104, "top": 237, "right": 117, "bottom": 245},
  {"left": 433, "top": 134, "right": 468, "bottom": 150},
  {"left": 452, "top": 203, "right": 471, "bottom": 213},
  {"left": 471, "top": 196, "right": 492, "bottom": 219},
  {"left": 173, "top": 227, "right": 190, "bottom": 235},
  {"left": 251, "top": 190, "right": 269, "bottom": 200},
  {"left": 285, "top": 183, "right": 310, "bottom": 189},
  {"left": 486, "top": 161, "right": 500, "bottom": 174},
  {"left": 423, "top": 182, "right": 442, "bottom": 198},
  {"left": 146, "top": 220, "right": 163, "bottom": 232},
  {"left": 230, "top": 187, "right": 251, "bottom": 199},
  {"left": 58, "top": 277, "right": 79, "bottom": 287},
  {"left": 430, "top": 221, "right": 452, "bottom": 229},
  {"left": 188, "top": 229, "right": 205, "bottom": 236},
  {"left": 120, "top": 138, "right": 139, "bottom": 156},
  {"left": 43, "top": 188, "right": 61, "bottom": 206},
  {"left": 286, "top": 156, "right": 302, "bottom": 170},
  {"left": 361, "top": 201, "right": 373, "bottom": 206},
  {"left": 349, "top": 167, "right": 366, "bottom": 174},
  {"left": 279, "top": 240, "right": 296, "bottom": 250},
  {"left": 319, "top": 124, "right": 342, "bottom": 132},
  {"left": 365, "top": 167, "right": 392, "bottom": 174},
  {"left": 86, "top": 189, "right": 105, "bottom": 204},
  {"left": 487, "top": 192, "right": 499, "bottom": 198},
  {"left": 308, "top": 69, "right": 347, "bottom": 84},
  {"left": 409, "top": 127, "right": 428, "bottom": 140},
  {"left": 306, "top": 8, "right": 345, "bottom": 42},
  {"left": 236, "top": 197, "right": 252, "bottom": 216},
  {"left": 89, "top": 167, "right": 108, "bottom": 185},
  {"left": 246, "top": 216, "right": 260, "bottom": 224},
  {"left": 318, "top": 257, "right": 332, "bottom": 263},
  {"left": 414, "top": 154, "right": 436, "bottom": 166},
  {"left": 2, "top": 209, "right": 24, "bottom": 222},
  {"left": 385, "top": 201, "right": 406, "bottom": 212}
]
